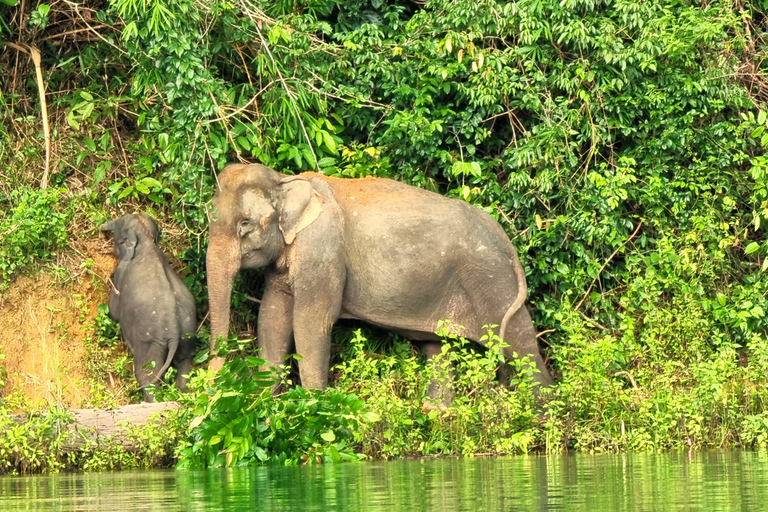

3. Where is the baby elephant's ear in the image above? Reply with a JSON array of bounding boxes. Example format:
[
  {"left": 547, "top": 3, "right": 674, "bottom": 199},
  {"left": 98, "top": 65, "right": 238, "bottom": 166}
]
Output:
[{"left": 117, "top": 233, "right": 139, "bottom": 262}]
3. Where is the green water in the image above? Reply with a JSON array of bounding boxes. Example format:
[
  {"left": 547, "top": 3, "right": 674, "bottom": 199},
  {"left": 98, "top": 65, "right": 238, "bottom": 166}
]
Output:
[{"left": 1, "top": 451, "right": 768, "bottom": 511}]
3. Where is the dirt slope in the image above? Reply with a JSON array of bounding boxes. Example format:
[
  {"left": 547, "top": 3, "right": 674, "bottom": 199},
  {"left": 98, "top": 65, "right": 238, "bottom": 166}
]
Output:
[{"left": 0, "top": 240, "right": 122, "bottom": 409}]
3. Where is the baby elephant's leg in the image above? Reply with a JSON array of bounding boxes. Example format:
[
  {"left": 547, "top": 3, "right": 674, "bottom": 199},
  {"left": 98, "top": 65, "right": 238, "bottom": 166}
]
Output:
[
  {"left": 173, "top": 334, "right": 195, "bottom": 391},
  {"left": 134, "top": 341, "right": 168, "bottom": 402}
]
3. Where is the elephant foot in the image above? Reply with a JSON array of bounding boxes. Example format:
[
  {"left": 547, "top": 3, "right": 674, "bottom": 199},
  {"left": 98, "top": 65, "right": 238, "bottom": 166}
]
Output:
[
  {"left": 208, "top": 356, "right": 226, "bottom": 373},
  {"left": 423, "top": 378, "right": 454, "bottom": 414},
  {"left": 421, "top": 399, "right": 451, "bottom": 414}
]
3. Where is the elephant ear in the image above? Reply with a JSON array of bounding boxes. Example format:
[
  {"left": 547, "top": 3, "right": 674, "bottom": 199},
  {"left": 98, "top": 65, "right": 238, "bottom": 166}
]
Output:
[
  {"left": 278, "top": 177, "right": 324, "bottom": 245},
  {"left": 117, "top": 232, "right": 139, "bottom": 262},
  {"left": 101, "top": 217, "right": 138, "bottom": 264}
]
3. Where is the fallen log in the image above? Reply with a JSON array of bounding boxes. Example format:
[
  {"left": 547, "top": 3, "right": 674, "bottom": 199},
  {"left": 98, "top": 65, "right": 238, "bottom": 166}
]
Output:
[{"left": 10, "top": 401, "right": 182, "bottom": 452}]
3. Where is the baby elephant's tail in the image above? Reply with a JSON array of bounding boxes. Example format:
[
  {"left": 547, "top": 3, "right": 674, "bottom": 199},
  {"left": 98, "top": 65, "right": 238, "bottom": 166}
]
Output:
[
  {"left": 137, "top": 337, "right": 178, "bottom": 393},
  {"left": 499, "top": 244, "right": 527, "bottom": 343}
]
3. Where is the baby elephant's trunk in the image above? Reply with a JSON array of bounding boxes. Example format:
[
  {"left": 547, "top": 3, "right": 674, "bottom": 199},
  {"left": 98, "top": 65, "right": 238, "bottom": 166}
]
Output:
[{"left": 138, "top": 337, "right": 179, "bottom": 392}]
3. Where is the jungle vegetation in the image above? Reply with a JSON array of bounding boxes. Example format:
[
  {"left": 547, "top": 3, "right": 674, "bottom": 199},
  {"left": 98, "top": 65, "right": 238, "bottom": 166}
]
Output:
[{"left": 3, "top": 0, "right": 768, "bottom": 470}]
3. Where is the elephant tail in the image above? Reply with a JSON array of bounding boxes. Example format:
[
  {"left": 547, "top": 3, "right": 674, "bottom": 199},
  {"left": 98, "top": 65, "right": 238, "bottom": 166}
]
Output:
[
  {"left": 499, "top": 244, "right": 527, "bottom": 345},
  {"left": 138, "top": 336, "right": 178, "bottom": 392}
]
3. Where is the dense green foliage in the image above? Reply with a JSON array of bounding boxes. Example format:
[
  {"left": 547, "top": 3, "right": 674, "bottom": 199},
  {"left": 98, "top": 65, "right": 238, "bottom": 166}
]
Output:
[
  {"left": 5, "top": 0, "right": 768, "bottom": 469},
  {"left": 0, "top": 188, "right": 71, "bottom": 284},
  {"left": 176, "top": 342, "right": 375, "bottom": 467}
]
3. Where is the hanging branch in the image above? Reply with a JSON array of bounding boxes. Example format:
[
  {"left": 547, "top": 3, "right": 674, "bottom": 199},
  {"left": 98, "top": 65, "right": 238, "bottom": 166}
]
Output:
[
  {"left": 4, "top": 41, "right": 51, "bottom": 189},
  {"left": 239, "top": 1, "right": 321, "bottom": 173}
]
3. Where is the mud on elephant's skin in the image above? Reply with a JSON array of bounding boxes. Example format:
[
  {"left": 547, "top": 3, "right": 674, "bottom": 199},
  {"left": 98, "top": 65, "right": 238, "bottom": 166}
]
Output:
[
  {"left": 206, "top": 163, "right": 553, "bottom": 395},
  {"left": 101, "top": 213, "right": 196, "bottom": 402}
]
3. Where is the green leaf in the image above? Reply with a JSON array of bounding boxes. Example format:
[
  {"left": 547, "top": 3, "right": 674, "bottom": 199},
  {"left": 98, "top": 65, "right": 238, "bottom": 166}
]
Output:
[
  {"left": 100, "top": 131, "right": 111, "bottom": 151},
  {"left": 83, "top": 137, "right": 97, "bottom": 153},
  {"left": 322, "top": 131, "right": 337, "bottom": 153},
  {"left": 301, "top": 147, "right": 315, "bottom": 168},
  {"left": 326, "top": 445, "right": 341, "bottom": 463},
  {"left": 75, "top": 151, "right": 88, "bottom": 166},
  {"left": 237, "top": 136, "right": 251, "bottom": 151},
  {"left": 66, "top": 111, "right": 80, "bottom": 130},
  {"left": 189, "top": 415, "right": 205, "bottom": 430},
  {"left": 745, "top": 242, "right": 760, "bottom": 255},
  {"left": 246, "top": 356, "right": 266, "bottom": 367},
  {"left": 254, "top": 446, "right": 268, "bottom": 462},
  {"left": 140, "top": 177, "right": 163, "bottom": 190},
  {"left": 320, "top": 430, "right": 336, "bottom": 442},
  {"left": 135, "top": 180, "right": 150, "bottom": 195},
  {"left": 117, "top": 185, "right": 134, "bottom": 200},
  {"left": 93, "top": 166, "right": 105, "bottom": 187},
  {"left": 317, "top": 157, "right": 337, "bottom": 168}
]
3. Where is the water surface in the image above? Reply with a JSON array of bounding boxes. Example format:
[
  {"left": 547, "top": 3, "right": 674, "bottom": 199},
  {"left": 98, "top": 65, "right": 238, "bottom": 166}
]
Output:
[{"left": 1, "top": 450, "right": 767, "bottom": 511}]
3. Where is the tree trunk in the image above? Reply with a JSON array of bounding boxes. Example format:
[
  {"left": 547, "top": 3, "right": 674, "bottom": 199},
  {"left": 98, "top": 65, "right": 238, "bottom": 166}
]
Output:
[{"left": 10, "top": 402, "right": 181, "bottom": 452}]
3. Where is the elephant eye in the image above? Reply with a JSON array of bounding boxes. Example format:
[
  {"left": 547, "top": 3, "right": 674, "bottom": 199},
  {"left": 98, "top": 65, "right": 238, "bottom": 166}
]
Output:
[{"left": 237, "top": 219, "right": 255, "bottom": 237}]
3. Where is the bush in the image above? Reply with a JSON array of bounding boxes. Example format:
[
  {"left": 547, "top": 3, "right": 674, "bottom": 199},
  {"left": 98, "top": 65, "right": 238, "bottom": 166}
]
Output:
[
  {"left": 0, "top": 188, "right": 71, "bottom": 285},
  {"left": 176, "top": 341, "right": 376, "bottom": 467}
]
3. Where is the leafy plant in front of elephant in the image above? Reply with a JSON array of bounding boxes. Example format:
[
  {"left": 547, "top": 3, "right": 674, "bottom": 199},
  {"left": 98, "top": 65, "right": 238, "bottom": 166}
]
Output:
[
  {"left": 428, "top": 324, "right": 540, "bottom": 452},
  {"left": 177, "top": 354, "right": 375, "bottom": 468},
  {"left": 94, "top": 304, "right": 121, "bottom": 347},
  {"left": 333, "top": 328, "right": 540, "bottom": 458},
  {"left": 434, "top": 322, "right": 541, "bottom": 395}
]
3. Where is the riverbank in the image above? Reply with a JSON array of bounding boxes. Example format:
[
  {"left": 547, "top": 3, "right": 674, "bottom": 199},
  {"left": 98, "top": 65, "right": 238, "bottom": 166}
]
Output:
[{"left": 3, "top": 318, "right": 768, "bottom": 474}]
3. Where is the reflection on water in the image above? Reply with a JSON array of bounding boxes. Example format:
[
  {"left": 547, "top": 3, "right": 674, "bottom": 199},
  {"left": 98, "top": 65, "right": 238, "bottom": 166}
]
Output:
[{"left": 2, "top": 451, "right": 768, "bottom": 511}]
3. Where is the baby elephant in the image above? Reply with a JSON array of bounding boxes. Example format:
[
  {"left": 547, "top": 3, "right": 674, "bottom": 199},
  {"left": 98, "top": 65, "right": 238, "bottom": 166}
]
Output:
[{"left": 101, "top": 214, "right": 196, "bottom": 402}]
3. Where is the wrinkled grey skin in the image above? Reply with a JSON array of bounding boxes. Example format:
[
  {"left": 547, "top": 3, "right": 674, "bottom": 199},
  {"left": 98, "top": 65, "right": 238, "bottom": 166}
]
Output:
[
  {"left": 206, "top": 164, "right": 553, "bottom": 398},
  {"left": 101, "top": 214, "right": 196, "bottom": 402}
]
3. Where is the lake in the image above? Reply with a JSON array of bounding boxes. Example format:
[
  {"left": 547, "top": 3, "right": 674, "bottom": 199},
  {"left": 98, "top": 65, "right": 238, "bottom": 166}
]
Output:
[{"left": 1, "top": 450, "right": 767, "bottom": 511}]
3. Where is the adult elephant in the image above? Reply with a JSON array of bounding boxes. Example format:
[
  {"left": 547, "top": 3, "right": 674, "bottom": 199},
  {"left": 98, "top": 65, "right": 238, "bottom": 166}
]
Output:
[{"left": 206, "top": 163, "right": 553, "bottom": 392}]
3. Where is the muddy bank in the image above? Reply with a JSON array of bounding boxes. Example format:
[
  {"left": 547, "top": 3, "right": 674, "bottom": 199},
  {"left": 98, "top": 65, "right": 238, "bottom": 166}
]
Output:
[{"left": 0, "top": 240, "right": 131, "bottom": 410}]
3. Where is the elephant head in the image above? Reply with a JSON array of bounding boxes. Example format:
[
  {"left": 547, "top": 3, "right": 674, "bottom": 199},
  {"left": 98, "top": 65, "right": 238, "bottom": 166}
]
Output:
[
  {"left": 100, "top": 214, "right": 160, "bottom": 282},
  {"left": 206, "top": 164, "right": 321, "bottom": 370}
]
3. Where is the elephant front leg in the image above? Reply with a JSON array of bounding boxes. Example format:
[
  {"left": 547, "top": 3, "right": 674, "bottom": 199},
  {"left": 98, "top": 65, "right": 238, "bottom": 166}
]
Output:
[
  {"left": 257, "top": 275, "right": 295, "bottom": 389},
  {"left": 292, "top": 289, "right": 343, "bottom": 390}
]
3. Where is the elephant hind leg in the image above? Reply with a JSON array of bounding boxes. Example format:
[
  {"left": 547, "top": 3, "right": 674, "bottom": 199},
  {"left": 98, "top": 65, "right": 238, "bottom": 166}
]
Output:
[
  {"left": 419, "top": 341, "right": 454, "bottom": 411},
  {"left": 499, "top": 307, "right": 553, "bottom": 387},
  {"left": 133, "top": 341, "right": 169, "bottom": 402},
  {"left": 173, "top": 334, "right": 195, "bottom": 392}
]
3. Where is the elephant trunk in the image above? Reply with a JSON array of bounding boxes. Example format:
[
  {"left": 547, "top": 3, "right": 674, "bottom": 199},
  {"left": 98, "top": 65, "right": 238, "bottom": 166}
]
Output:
[{"left": 207, "top": 234, "right": 239, "bottom": 372}]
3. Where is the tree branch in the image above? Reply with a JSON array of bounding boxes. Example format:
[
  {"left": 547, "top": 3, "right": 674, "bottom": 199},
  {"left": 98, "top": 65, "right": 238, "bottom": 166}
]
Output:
[
  {"left": 4, "top": 42, "right": 50, "bottom": 188},
  {"left": 574, "top": 220, "right": 644, "bottom": 312}
]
